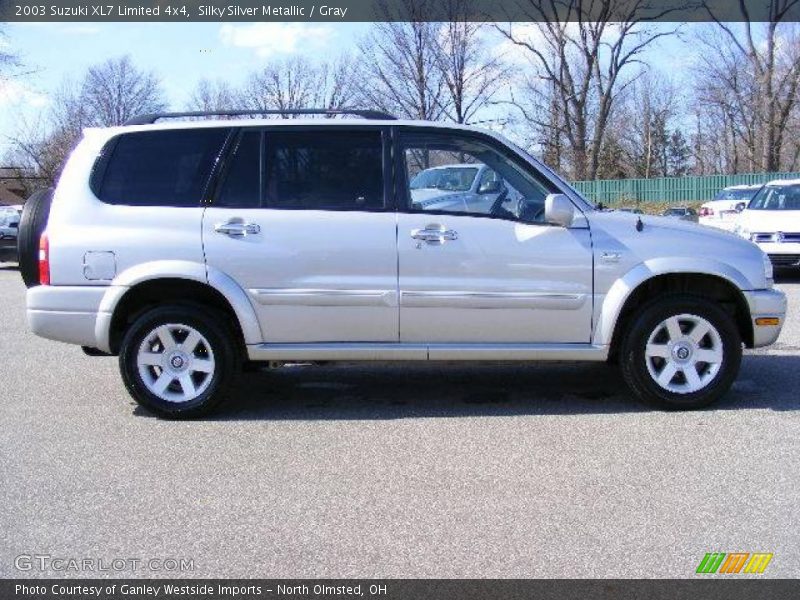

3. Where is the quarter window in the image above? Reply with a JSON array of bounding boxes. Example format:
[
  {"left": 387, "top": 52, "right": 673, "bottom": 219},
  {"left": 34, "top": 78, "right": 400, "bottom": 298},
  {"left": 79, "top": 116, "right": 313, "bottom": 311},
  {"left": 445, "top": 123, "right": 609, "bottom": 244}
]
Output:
[
  {"left": 264, "top": 130, "right": 384, "bottom": 211},
  {"left": 94, "top": 128, "right": 229, "bottom": 207}
]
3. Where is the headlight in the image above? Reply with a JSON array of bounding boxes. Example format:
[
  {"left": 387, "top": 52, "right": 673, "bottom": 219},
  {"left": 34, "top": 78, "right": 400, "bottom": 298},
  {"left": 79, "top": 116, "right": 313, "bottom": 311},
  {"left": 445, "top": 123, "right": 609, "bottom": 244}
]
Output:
[{"left": 763, "top": 252, "right": 774, "bottom": 286}]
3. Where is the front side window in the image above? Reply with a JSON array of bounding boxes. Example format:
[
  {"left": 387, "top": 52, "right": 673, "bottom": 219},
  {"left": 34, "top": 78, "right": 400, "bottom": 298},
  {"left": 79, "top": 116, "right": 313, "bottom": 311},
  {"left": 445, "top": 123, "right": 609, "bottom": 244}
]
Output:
[
  {"left": 264, "top": 130, "right": 384, "bottom": 211},
  {"left": 748, "top": 185, "right": 800, "bottom": 211},
  {"left": 400, "top": 132, "right": 554, "bottom": 223},
  {"left": 94, "top": 128, "right": 229, "bottom": 207}
]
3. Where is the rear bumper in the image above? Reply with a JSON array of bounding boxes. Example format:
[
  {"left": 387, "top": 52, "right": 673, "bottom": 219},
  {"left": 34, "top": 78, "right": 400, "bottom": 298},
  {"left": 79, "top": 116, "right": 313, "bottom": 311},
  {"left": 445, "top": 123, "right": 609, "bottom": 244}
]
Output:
[
  {"left": 0, "top": 238, "right": 17, "bottom": 261},
  {"left": 698, "top": 218, "right": 737, "bottom": 231},
  {"left": 27, "top": 285, "right": 110, "bottom": 350},
  {"left": 743, "top": 288, "right": 787, "bottom": 348}
]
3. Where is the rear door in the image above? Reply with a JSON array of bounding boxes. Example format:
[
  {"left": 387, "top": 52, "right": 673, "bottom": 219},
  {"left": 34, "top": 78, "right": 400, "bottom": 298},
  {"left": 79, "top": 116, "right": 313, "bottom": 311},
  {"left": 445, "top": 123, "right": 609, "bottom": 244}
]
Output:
[{"left": 202, "top": 126, "right": 399, "bottom": 343}]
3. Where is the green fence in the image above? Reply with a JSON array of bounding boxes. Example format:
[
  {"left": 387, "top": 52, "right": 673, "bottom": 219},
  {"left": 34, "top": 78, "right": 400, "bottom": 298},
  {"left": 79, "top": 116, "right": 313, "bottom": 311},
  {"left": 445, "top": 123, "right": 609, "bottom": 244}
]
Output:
[{"left": 571, "top": 172, "right": 800, "bottom": 205}]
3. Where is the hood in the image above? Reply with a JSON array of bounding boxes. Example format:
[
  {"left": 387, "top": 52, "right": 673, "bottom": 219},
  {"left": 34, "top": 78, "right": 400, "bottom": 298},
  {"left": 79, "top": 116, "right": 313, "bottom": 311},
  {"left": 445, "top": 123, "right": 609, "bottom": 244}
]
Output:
[
  {"left": 410, "top": 188, "right": 458, "bottom": 203},
  {"left": 591, "top": 210, "right": 742, "bottom": 242},
  {"left": 586, "top": 209, "right": 768, "bottom": 289},
  {"left": 738, "top": 209, "right": 800, "bottom": 232}
]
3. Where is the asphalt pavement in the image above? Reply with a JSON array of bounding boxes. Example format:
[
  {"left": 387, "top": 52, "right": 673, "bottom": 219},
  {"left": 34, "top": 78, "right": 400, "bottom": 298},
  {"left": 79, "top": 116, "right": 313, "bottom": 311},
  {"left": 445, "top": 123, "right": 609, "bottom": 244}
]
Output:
[{"left": 1, "top": 265, "right": 799, "bottom": 578}]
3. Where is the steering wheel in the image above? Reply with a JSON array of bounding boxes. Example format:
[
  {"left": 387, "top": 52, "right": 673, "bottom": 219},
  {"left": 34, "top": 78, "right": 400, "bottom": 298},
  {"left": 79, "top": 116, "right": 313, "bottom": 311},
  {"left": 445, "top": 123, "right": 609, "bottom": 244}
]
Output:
[{"left": 514, "top": 197, "right": 546, "bottom": 223}]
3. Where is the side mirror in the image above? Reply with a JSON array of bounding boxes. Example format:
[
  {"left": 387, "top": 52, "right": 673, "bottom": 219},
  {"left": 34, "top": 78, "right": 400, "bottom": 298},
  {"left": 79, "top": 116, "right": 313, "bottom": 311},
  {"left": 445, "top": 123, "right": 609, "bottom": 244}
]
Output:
[
  {"left": 735, "top": 202, "right": 746, "bottom": 213},
  {"left": 545, "top": 193, "right": 575, "bottom": 227}
]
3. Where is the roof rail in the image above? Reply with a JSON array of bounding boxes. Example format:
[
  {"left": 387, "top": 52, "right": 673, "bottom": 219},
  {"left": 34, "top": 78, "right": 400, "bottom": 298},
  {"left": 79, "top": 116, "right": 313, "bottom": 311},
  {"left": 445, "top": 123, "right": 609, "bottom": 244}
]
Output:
[{"left": 124, "top": 108, "right": 397, "bottom": 126}]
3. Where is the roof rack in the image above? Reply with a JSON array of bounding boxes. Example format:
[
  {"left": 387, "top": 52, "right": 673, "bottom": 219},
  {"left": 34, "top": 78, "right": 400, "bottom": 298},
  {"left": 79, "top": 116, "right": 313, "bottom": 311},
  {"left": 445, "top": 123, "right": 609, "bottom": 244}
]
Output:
[{"left": 124, "top": 108, "right": 397, "bottom": 126}]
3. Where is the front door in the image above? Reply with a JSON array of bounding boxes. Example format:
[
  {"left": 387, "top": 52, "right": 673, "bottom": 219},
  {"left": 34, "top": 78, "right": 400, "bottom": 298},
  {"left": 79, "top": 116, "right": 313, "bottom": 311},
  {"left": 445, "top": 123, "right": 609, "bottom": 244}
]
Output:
[
  {"left": 202, "top": 127, "right": 398, "bottom": 343},
  {"left": 396, "top": 130, "right": 594, "bottom": 344}
]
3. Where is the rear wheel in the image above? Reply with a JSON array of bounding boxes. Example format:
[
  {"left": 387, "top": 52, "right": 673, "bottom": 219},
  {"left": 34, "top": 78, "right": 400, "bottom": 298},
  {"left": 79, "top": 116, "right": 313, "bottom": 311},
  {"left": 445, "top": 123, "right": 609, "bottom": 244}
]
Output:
[
  {"left": 17, "top": 188, "right": 54, "bottom": 288},
  {"left": 119, "top": 305, "right": 240, "bottom": 418},
  {"left": 620, "top": 295, "right": 742, "bottom": 409}
]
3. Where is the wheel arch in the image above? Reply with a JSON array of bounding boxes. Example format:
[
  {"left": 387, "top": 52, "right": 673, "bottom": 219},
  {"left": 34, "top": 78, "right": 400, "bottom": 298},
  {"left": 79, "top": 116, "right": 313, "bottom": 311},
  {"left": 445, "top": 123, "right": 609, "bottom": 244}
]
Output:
[
  {"left": 597, "top": 261, "right": 754, "bottom": 356},
  {"left": 97, "top": 261, "right": 262, "bottom": 354}
]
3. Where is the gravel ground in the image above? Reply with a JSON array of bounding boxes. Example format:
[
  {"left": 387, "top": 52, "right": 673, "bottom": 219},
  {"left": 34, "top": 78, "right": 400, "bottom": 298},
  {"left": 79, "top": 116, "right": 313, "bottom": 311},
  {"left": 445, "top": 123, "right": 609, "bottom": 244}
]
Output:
[{"left": 1, "top": 265, "right": 798, "bottom": 579}]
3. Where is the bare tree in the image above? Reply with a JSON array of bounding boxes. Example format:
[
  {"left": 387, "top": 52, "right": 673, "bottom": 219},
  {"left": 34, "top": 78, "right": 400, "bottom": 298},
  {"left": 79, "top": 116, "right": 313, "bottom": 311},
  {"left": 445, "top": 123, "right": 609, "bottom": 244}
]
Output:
[
  {"left": 496, "top": 0, "right": 680, "bottom": 180},
  {"left": 6, "top": 56, "right": 167, "bottom": 186},
  {"left": 81, "top": 55, "right": 167, "bottom": 126},
  {"left": 695, "top": 2, "right": 800, "bottom": 172},
  {"left": 5, "top": 114, "right": 78, "bottom": 190},
  {"left": 615, "top": 74, "right": 678, "bottom": 177},
  {"left": 358, "top": 0, "right": 449, "bottom": 120},
  {"left": 240, "top": 56, "right": 357, "bottom": 116},
  {"left": 314, "top": 56, "right": 361, "bottom": 110},
  {"left": 435, "top": 1, "right": 509, "bottom": 124},
  {"left": 187, "top": 79, "right": 237, "bottom": 112},
  {"left": 0, "top": 25, "right": 17, "bottom": 76}
]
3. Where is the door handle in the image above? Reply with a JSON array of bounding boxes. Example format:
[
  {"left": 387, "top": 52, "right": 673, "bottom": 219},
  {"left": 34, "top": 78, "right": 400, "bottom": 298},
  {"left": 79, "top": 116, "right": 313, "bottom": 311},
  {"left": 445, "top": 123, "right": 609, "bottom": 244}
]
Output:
[
  {"left": 411, "top": 225, "right": 458, "bottom": 244},
  {"left": 214, "top": 220, "right": 261, "bottom": 237}
]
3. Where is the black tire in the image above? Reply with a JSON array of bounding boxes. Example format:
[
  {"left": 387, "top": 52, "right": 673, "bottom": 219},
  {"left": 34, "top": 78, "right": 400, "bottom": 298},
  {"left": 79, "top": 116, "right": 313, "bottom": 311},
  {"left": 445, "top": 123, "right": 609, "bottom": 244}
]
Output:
[
  {"left": 119, "top": 305, "right": 240, "bottom": 419},
  {"left": 17, "top": 188, "right": 54, "bottom": 288},
  {"left": 620, "top": 294, "right": 742, "bottom": 410}
]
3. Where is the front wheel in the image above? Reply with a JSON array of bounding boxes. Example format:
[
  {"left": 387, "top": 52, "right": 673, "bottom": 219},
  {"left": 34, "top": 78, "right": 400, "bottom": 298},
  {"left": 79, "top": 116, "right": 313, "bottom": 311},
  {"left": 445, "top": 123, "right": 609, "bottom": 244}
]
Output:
[
  {"left": 119, "top": 305, "right": 240, "bottom": 418},
  {"left": 620, "top": 295, "right": 742, "bottom": 410}
]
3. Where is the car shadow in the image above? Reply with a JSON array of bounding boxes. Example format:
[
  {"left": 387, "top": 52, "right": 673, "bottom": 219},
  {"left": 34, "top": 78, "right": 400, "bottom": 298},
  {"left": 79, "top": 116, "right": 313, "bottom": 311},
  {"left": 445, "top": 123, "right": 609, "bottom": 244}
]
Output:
[{"left": 131, "top": 353, "right": 800, "bottom": 421}]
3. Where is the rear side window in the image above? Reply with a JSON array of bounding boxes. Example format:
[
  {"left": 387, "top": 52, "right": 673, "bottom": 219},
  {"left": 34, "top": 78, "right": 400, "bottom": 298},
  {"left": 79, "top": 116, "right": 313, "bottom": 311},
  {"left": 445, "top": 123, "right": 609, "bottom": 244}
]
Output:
[
  {"left": 93, "top": 128, "right": 229, "bottom": 207},
  {"left": 215, "top": 130, "right": 262, "bottom": 209},
  {"left": 264, "top": 130, "right": 384, "bottom": 210}
]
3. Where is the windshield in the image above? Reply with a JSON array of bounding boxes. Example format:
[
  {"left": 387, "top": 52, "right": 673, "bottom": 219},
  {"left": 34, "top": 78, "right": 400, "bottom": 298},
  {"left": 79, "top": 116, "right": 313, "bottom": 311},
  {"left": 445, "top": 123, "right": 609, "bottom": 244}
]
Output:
[
  {"left": 410, "top": 167, "right": 478, "bottom": 192},
  {"left": 748, "top": 185, "right": 800, "bottom": 210},
  {"left": 714, "top": 188, "right": 759, "bottom": 201},
  {"left": 664, "top": 208, "right": 686, "bottom": 216}
]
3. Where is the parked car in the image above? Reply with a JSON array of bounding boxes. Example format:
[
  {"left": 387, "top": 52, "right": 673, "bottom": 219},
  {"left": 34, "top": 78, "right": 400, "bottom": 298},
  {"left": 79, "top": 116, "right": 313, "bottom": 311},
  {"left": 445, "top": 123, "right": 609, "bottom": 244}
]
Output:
[
  {"left": 22, "top": 109, "right": 785, "bottom": 418},
  {"left": 0, "top": 207, "right": 20, "bottom": 262},
  {"left": 410, "top": 163, "right": 509, "bottom": 214},
  {"left": 699, "top": 184, "right": 761, "bottom": 231},
  {"left": 735, "top": 179, "right": 800, "bottom": 269},
  {"left": 661, "top": 206, "right": 699, "bottom": 222},
  {"left": 615, "top": 207, "right": 643, "bottom": 214}
]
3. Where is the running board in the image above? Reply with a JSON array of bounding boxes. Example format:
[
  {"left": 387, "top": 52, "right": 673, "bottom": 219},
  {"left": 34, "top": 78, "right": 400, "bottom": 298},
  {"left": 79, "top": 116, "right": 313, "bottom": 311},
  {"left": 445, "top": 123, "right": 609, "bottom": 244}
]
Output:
[{"left": 247, "top": 343, "right": 608, "bottom": 362}]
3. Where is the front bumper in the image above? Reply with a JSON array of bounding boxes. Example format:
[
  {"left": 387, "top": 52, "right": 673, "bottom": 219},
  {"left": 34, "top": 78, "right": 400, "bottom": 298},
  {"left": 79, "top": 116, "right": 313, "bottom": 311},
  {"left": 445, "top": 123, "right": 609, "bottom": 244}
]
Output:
[
  {"left": 743, "top": 288, "right": 787, "bottom": 348},
  {"left": 753, "top": 242, "right": 800, "bottom": 268},
  {"left": 27, "top": 285, "right": 110, "bottom": 350}
]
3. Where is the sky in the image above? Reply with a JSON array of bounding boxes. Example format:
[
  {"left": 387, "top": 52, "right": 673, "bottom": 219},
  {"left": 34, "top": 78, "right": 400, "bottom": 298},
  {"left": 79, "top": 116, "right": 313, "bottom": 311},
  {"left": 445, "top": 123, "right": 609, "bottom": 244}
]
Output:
[{"left": 0, "top": 21, "right": 695, "bottom": 157}]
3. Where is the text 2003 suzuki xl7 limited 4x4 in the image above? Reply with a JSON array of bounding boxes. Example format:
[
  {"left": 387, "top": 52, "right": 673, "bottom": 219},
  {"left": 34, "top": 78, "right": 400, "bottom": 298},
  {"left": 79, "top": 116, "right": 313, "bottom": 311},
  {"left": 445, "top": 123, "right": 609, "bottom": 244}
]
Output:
[{"left": 22, "top": 109, "right": 786, "bottom": 418}]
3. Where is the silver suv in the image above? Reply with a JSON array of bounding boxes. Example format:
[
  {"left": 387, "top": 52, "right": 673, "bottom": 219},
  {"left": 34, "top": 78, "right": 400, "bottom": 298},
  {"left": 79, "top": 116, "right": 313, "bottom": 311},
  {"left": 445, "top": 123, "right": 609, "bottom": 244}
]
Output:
[{"left": 22, "top": 109, "right": 786, "bottom": 418}]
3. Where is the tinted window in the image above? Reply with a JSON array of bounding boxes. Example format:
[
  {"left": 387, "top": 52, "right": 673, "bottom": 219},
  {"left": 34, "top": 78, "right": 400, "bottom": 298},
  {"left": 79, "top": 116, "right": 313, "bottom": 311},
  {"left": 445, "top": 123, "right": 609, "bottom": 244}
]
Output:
[
  {"left": 264, "top": 130, "right": 384, "bottom": 210},
  {"left": 401, "top": 133, "right": 554, "bottom": 223},
  {"left": 216, "top": 130, "right": 261, "bottom": 208},
  {"left": 96, "top": 128, "right": 229, "bottom": 207}
]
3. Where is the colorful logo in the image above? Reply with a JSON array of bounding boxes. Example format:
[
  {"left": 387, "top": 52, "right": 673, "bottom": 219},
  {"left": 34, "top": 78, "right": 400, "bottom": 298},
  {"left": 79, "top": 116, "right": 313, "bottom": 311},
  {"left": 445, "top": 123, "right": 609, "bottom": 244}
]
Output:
[{"left": 696, "top": 552, "right": 773, "bottom": 574}]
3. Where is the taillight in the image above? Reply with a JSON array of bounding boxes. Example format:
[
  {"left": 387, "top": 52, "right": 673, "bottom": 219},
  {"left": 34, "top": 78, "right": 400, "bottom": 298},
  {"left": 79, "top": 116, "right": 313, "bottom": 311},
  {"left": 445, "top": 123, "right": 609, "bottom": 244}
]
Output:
[
  {"left": 38, "top": 232, "right": 50, "bottom": 285},
  {"left": 699, "top": 207, "right": 714, "bottom": 217}
]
